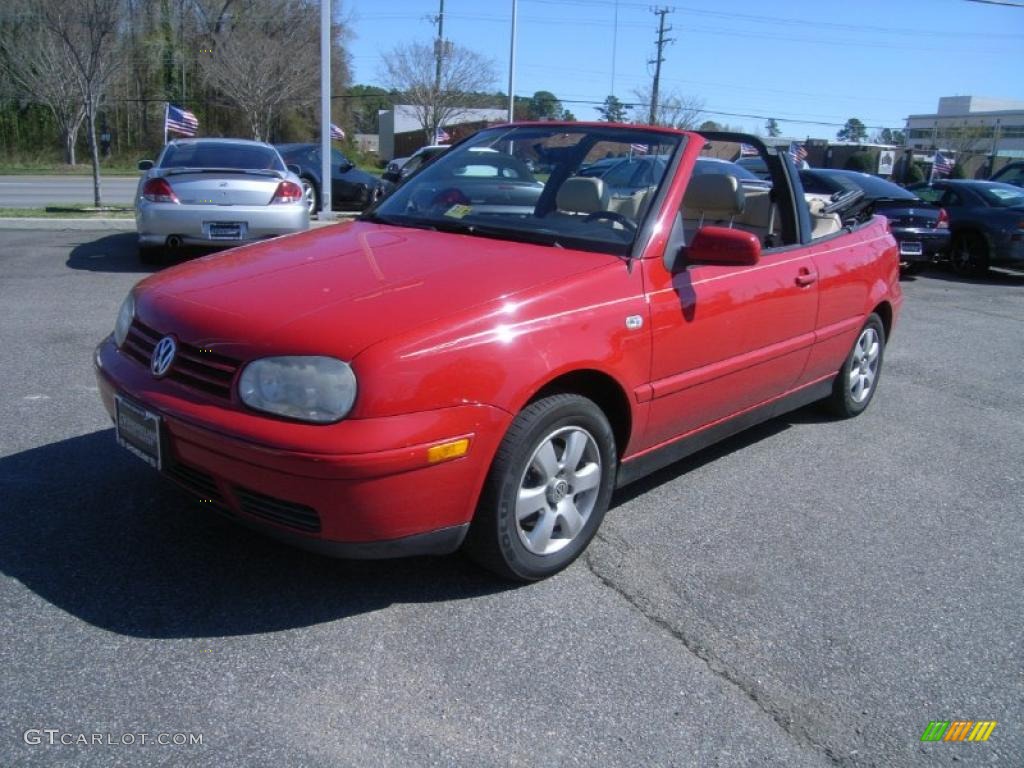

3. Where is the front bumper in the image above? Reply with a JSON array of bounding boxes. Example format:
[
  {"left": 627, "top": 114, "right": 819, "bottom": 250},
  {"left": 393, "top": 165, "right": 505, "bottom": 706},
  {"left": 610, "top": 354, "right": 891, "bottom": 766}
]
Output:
[
  {"left": 94, "top": 336, "right": 509, "bottom": 557},
  {"left": 136, "top": 200, "right": 309, "bottom": 247},
  {"left": 890, "top": 228, "right": 950, "bottom": 263}
]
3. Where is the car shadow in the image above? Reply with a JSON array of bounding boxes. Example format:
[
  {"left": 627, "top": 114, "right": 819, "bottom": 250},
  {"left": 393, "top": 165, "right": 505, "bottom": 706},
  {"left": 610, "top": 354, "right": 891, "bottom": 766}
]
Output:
[
  {"left": 65, "top": 233, "right": 197, "bottom": 274},
  {"left": 0, "top": 430, "right": 509, "bottom": 639},
  {"left": 611, "top": 402, "right": 833, "bottom": 507}
]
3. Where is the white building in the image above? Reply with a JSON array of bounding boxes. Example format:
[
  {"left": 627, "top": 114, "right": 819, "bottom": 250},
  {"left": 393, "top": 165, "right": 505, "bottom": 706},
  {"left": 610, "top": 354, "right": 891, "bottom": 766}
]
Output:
[
  {"left": 905, "top": 96, "right": 1024, "bottom": 158},
  {"left": 378, "top": 105, "right": 508, "bottom": 160}
]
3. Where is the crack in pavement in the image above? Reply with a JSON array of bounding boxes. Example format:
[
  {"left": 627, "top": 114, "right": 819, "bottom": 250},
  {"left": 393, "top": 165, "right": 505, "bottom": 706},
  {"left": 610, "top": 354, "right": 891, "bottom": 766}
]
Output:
[{"left": 582, "top": 535, "right": 845, "bottom": 767}]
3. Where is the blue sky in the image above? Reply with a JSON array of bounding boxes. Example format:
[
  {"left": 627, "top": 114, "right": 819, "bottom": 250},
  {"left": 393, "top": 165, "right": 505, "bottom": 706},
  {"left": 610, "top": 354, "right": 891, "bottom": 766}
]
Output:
[{"left": 344, "top": 0, "right": 1024, "bottom": 139}]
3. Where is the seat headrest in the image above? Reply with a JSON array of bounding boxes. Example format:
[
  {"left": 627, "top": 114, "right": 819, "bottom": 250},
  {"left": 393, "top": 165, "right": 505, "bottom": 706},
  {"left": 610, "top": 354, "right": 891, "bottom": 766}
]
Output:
[
  {"left": 683, "top": 174, "right": 745, "bottom": 215},
  {"left": 557, "top": 177, "right": 609, "bottom": 214}
]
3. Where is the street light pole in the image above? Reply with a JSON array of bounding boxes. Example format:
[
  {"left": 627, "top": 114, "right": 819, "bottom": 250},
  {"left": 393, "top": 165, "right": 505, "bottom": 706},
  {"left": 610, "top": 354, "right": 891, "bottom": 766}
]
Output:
[
  {"left": 319, "top": 0, "right": 332, "bottom": 218},
  {"left": 508, "top": 0, "right": 518, "bottom": 123}
]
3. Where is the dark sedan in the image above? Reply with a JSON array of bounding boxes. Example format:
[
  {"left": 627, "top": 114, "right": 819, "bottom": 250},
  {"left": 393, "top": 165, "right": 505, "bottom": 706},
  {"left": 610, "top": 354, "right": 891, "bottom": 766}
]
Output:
[
  {"left": 990, "top": 161, "right": 1024, "bottom": 188},
  {"left": 275, "top": 143, "right": 386, "bottom": 214},
  {"left": 909, "top": 180, "right": 1024, "bottom": 275},
  {"left": 802, "top": 169, "right": 949, "bottom": 273}
]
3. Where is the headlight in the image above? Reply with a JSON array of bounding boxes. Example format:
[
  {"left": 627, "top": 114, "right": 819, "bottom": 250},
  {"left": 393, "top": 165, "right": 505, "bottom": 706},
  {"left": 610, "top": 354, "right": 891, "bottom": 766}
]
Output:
[
  {"left": 114, "top": 292, "right": 135, "bottom": 347},
  {"left": 239, "top": 356, "right": 357, "bottom": 423}
]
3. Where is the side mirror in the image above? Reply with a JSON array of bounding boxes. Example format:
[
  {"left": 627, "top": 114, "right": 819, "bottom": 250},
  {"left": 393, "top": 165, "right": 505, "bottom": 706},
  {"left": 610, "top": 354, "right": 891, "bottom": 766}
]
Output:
[
  {"left": 686, "top": 226, "right": 761, "bottom": 266},
  {"left": 286, "top": 163, "right": 301, "bottom": 175},
  {"left": 137, "top": 159, "right": 153, "bottom": 171},
  {"left": 339, "top": 161, "right": 354, "bottom": 172},
  {"left": 382, "top": 170, "right": 399, "bottom": 183}
]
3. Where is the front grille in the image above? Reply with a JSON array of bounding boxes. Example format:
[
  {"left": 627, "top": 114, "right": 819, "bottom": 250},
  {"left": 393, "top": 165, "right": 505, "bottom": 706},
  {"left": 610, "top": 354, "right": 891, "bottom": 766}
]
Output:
[
  {"left": 166, "top": 462, "right": 225, "bottom": 506},
  {"left": 122, "top": 319, "right": 241, "bottom": 400},
  {"left": 233, "top": 487, "right": 321, "bottom": 533}
]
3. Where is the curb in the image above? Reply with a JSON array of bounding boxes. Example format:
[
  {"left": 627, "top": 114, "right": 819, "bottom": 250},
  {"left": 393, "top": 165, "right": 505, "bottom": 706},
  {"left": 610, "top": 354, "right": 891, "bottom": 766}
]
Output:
[{"left": 0, "top": 215, "right": 357, "bottom": 232}]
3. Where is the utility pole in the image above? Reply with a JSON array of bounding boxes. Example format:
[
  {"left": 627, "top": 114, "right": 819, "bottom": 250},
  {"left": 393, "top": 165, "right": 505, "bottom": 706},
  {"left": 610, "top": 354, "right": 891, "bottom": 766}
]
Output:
[
  {"left": 508, "top": 0, "right": 518, "bottom": 123},
  {"left": 648, "top": 7, "right": 674, "bottom": 126},
  {"left": 432, "top": 0, "right": 448, "bottom": 140}
]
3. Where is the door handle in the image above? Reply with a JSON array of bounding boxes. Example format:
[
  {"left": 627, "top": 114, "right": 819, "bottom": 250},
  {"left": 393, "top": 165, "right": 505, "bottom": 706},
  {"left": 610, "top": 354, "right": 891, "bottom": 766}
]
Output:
[{"left": 795, "top": 270, "right": 817, "bottom": 287}]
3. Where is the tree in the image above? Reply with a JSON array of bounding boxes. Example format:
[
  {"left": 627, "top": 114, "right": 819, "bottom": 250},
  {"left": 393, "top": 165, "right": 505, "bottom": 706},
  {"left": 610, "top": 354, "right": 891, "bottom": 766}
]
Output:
[
  {"left": 596, "top": 94, "right": 627, "bottom": 123},
  {"left": 765, "top": 118, "right": 781, "bottom": 137},
  {"left": 0, "top": 1, "right": 85, "bottom": 165},
  {"left": 199, "top": 0, "right": 321, "bottom": 141},
  {"left": 837, "top": 118, "right": 868, "bottom": 143},
  {"left": 699, "top": 120, "right": 721, "bottom": 131},
  {"left": 528, "top": 90, "right": 562, "bottom": 121},
  {"left": 561, "top": 109, "right": 576, "bottom": 121},
  {"left": 347, "top": 84, "right": 396, "bottom": 134},
  {"left": 872, "top": 127, "right": 906, "bottom": 146},
  {"left": 630, "top": 86, "right": 703, "bottom": 129},
  {"left": 39, "top": 0, "right": 123, "bottom": 206},
  {"left": 381, "top": 40, "right": 497, "bottom": 144}
]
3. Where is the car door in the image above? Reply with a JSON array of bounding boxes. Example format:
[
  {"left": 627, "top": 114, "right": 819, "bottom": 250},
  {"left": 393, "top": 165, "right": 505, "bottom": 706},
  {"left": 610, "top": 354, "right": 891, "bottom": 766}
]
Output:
[{"left": 639, "top": 242, "right": 819, "bottom": 451}]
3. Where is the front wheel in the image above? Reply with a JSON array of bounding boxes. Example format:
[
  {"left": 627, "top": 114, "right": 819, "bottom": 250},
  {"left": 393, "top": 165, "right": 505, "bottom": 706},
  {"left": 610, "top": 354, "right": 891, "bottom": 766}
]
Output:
[
  {"left": 464, "top": 394, "right": 617, "bottom": 581},
  {"left": 826, "top": 314, "right": 885, "bottom": 418}
]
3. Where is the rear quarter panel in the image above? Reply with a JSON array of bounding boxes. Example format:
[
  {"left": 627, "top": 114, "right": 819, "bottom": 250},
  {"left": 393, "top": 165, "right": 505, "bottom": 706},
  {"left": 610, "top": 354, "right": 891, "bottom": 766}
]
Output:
[{"left": 800, "top": 216, "right": 900, "bottom": 383}]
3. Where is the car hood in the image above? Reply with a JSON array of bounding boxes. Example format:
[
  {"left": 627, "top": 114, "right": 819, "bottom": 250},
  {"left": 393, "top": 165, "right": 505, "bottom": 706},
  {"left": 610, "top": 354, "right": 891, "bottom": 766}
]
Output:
[{"left": 135, "top": 221, "right": 610, "bottom": 361}]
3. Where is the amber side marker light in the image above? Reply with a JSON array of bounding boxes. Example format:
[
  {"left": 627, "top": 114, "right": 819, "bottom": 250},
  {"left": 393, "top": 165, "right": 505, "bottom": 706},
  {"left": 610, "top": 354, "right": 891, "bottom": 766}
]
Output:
[{"left": 427, "top": 438, "right": 470, "bottom": 464}]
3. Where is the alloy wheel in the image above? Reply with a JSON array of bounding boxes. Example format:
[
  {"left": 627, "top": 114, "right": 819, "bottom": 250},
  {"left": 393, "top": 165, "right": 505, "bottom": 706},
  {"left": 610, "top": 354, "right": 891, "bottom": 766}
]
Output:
[{"left": 848, "top": 327, "right": 880, "bottom": 404}]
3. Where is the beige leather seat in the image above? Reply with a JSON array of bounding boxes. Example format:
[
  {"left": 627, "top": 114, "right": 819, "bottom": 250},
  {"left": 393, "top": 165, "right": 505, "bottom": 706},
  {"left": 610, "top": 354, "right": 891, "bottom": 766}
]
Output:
[
  {"left": 556, "top": 177, "right": 609, "bottom": 215},
  {"left": 681, "top": 174, "right": 745, "bottom": 243},
  {"left": 807, "top": 196, "right": 842, "bottom": 239}
]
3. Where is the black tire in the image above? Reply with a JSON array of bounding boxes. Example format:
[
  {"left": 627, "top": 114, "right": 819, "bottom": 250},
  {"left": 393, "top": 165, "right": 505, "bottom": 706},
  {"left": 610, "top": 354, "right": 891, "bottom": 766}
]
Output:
[
  {"left": 138, "top": 244, "right": 165, "bottom": 266},
  {"left": 464, "top": 394, "right": 617, "bottom": 581},
  {"left": 950, "top": 231, "right": 989, "bottom": 276},
  {"left": 300, "top": 177, "right": 319, "bottom": 216},
  {"left": 354, "top": 183, "right": 371, "bottom": 210},
  {"left": 826, "top": 313, "right": 886, "bottom": 418}
]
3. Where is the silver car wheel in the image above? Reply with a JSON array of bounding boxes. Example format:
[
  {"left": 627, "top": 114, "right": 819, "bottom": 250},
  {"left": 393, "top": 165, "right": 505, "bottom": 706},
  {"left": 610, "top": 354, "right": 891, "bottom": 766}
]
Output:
[
  {"left": 515, "top": 426, "right": 602, "bottom": 556},
  {"left": 301, "top": 179, "right": 317, "bottom": 215},
  {"left": 848, "top": 327, "right": 880, "bottom": 404}
]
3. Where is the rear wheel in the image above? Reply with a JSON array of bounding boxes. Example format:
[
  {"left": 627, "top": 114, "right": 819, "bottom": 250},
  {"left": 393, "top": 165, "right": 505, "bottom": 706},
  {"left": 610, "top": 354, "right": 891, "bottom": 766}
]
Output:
[
  {"left": 950, "top": 231, "right": 989, "bottom": 276},
  {"left": 300, "top": 177, "right": 319, "bottom": 216},
  {"left": 827, "top": 313, "right": 885, "bottom": 418},
  {"left": 464, "top": 394, "right": 617, "bottom": 581}
]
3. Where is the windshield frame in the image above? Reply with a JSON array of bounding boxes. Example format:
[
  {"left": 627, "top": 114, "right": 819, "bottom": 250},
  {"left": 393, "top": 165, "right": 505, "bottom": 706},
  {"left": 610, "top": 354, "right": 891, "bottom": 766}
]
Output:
[{"left": 364, "top": 124, "right": 686, "bottom": 258}]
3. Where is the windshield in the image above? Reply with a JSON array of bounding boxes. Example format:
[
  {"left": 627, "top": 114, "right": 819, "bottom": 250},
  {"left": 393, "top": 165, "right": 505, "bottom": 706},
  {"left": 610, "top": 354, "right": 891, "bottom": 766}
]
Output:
[
  {"left": 160, "top": 142, "right": 285, "bottom": 171},
  {"left": 368, "top": 125, "right": 684, "bottom": 255},
  {"left": 974, "top": 182, "right": 1024, "bottom": 208}
]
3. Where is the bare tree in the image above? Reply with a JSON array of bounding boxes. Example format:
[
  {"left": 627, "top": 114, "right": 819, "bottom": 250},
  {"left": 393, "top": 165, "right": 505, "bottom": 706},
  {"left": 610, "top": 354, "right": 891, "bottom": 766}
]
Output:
[
  {"left": 630, "top": 85, "right": 704, "bottom": 129},
  {"left": 380, "top": 41, "right": 497, "bottom": 143},
  {"left": 0, "top": 3, "right": 86, "bottom": 165},
  {"left": 197, "top": 0, "right": 320, "bottom": 140},
  {"left": 39, "top": 0, "right": 123, "bottom": 206}
]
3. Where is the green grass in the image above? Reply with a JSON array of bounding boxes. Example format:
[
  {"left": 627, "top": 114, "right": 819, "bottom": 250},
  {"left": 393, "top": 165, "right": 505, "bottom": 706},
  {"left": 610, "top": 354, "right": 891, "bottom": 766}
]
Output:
[
  {"left": 0, "top": 162, "right": 140, "bottom": 176},
  {"left": 0, "top": 204, "right": 133, "bottom": 218}
]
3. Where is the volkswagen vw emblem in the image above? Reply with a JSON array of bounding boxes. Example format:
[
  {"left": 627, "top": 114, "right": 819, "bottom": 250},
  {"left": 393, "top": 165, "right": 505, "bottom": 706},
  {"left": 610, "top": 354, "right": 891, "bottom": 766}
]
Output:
[{"left": 150, "top": 336, "right": 177, "bottom": 378}]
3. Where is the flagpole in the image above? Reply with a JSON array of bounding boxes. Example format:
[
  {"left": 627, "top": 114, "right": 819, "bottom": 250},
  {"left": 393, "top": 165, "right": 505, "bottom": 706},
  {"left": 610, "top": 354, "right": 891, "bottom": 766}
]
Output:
[{"left": 163, "top": 103, "right": 168, "bottom": 146}]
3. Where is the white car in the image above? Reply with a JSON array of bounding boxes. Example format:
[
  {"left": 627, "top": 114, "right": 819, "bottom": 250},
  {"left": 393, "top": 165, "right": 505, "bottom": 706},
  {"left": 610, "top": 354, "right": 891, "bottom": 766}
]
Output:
[{"left": 135, "top": 138, "right": 309, "bottom": 264}]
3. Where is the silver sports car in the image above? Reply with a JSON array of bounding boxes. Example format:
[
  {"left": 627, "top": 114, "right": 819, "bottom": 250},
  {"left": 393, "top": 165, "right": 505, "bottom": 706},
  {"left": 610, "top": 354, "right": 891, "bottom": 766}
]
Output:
[{"left": 135, "top": 138, "right": 309, "bottom": 263}]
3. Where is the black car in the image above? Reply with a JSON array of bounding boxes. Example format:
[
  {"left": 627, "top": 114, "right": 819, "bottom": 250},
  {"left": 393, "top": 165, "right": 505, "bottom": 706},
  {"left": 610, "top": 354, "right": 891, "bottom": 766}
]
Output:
[
  {"left": 801, "top": 169, "right": 950, "bottom": 273},
  {"left": 275, "top": 143, "right": 386, "bottom": 214},
  {"left": 909, "top": 180, "right": 1024, "bottom": 275},
  {"left": 382, "top": 145, "right": 449, "bottom": 185}
]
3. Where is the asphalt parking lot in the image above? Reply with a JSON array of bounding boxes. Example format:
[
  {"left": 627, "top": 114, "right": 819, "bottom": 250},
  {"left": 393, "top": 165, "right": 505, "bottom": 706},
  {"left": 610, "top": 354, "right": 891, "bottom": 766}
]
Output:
[{"left": 0, "top": 228, "right": 1021, "bottom": 767}]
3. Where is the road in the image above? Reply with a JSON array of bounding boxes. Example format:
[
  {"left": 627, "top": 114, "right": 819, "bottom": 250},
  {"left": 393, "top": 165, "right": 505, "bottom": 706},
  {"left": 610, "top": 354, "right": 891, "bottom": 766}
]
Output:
[
  {"left": 0, "top": 228, "right": 1021, "bottom": 767},
  {"left": 0, "top": 175, "right": 137, "bottom": 208}
]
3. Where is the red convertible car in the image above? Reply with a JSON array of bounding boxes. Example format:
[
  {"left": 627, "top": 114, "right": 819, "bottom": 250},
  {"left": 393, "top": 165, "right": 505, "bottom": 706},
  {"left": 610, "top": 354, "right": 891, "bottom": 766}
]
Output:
[{"left": 95, "top": 124, "right": 902, "bottom": 581}]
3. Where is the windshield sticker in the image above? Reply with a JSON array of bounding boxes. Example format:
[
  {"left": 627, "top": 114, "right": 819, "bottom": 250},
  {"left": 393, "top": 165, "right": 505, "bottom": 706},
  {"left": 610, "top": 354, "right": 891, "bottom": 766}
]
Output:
[{"left": 444, "top": 204, "right": 472, "bottom": 219}]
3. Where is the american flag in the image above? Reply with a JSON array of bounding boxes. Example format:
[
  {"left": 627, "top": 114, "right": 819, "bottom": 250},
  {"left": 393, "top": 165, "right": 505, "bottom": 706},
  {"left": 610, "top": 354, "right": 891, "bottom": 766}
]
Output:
[
  {"left": 788, "top": 141, "right": 808, "bottom": 165},
  {"left": 435, "top": 127, "right": 451, "bottom": 143},
  {"left": 740, "top": 143, "right": 759, "bottom": 157},
  {"left": 630, "top": 143, "right": 648, "bottom": 154},
  {"left": 165, "top": 104, "right": 198, "bottom": 137},
  {"left": 932, "top": 151, "right": 952, "bottom": 178},
  {"left": 330, "top": 123, "right": 345, "bottom": 141}
]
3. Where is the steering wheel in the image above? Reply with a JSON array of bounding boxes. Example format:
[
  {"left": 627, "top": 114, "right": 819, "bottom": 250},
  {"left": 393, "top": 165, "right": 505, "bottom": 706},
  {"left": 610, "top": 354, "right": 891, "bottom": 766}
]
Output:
[{"left": 582, "top": 210, "right": 638, "bottom": 232}]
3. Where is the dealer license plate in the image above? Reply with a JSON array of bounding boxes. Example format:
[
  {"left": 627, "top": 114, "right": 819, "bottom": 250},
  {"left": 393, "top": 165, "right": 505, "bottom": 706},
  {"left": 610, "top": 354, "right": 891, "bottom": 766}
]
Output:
[
  {"left": 899, "top": 241, "right": 923, "bottom": 256},
  {"left": 115, "top": 395, "right": 162, "bottom": 470},
  {"left": 207, "top": 222, "right": 244, "bottom": 240}
]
